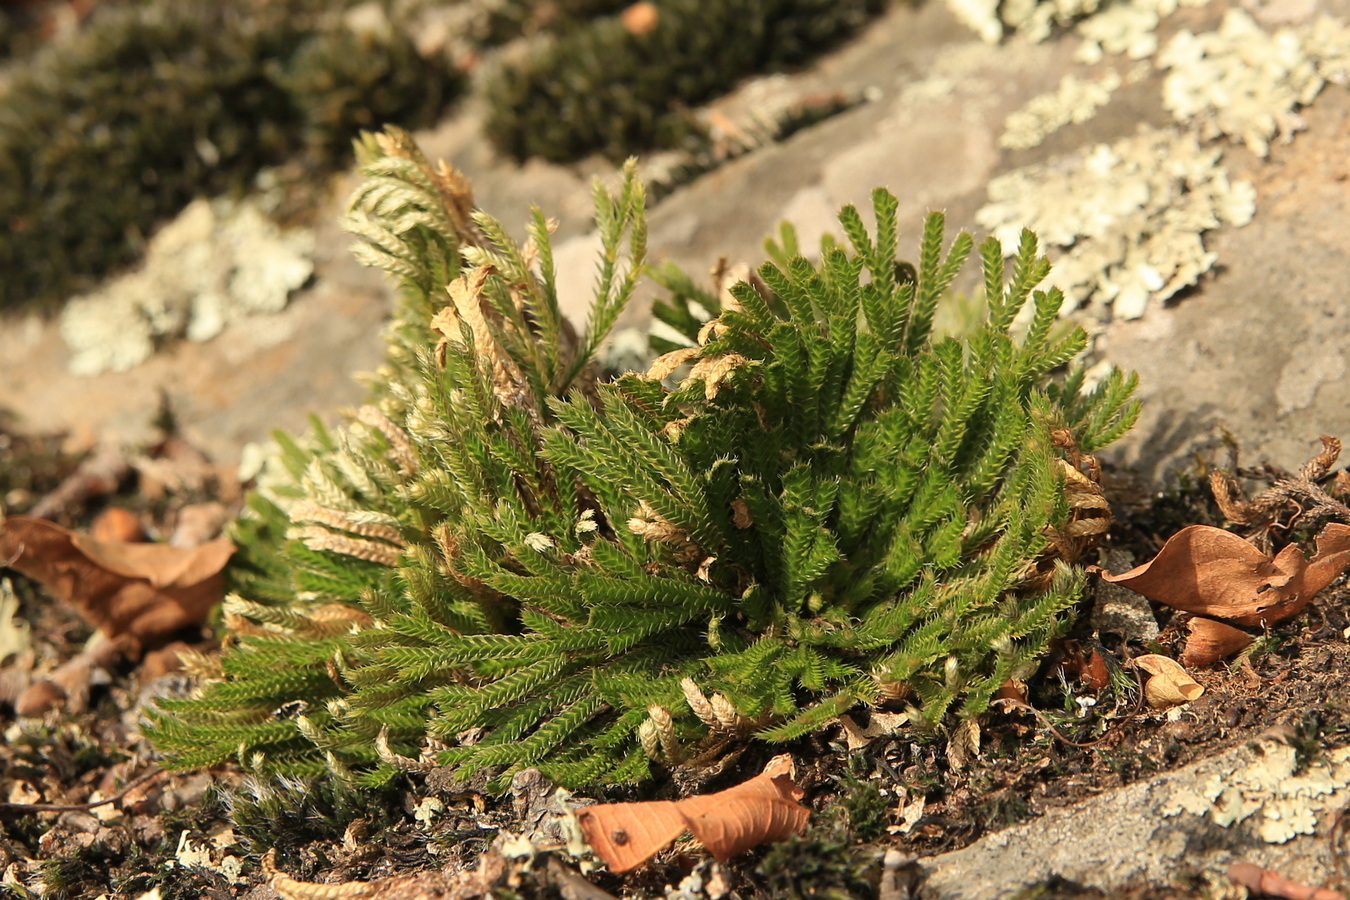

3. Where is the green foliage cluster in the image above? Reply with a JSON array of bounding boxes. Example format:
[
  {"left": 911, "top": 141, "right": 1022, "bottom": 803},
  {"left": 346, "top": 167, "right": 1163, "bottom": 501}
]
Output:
[
  {"left": 476, "top": 0, "right": 636, "bottom": 45},
  {"left": 0, "top": 0, "right": 460, "bottom": 311},
  {"left": 147, "top": 128, "right": 1137, "bottom": 793},
  {"left": 484, "top": 0, "right": 889, "bottom": 163}
]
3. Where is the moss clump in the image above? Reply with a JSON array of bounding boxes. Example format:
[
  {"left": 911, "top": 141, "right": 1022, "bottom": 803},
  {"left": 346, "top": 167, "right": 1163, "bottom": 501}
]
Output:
[
  {"left": 477, "top": 0, "right": 636, "bottom": 44},
  {"left": 0, "top": 0, "right": 461, "bottom": 311},
  {"left": 147, "top": 128, "right": 1136, "bottom": 793},
  {"left": 484, "top": 0, "right": 888, "bottom": 163}
]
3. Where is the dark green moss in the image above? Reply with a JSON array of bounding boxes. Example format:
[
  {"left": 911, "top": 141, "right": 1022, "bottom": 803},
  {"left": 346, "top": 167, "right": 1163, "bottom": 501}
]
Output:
[
  {"left": 757, "top": 803, "right": 881, "bottom": 900},
  {"left": 0, "top": 0, "right": 462, "bottom": 311},
  {"left": 224, "top": 774, "right": 399, "bottom": 864},
  {"left": 484, "top": 0, "right": 888, "bottom": 163},
  {"left": 478, "top": 0, "right": 635, "bottom": 45}
]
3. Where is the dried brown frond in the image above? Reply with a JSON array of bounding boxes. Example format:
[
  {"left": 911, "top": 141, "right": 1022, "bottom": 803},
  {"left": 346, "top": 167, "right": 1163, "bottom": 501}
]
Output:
[
  {"left": 354, "top": 406, "right": 418, "bottom": 477},
  {"left": 1302, "top": 434, "right": 1342, "bottom": 481},
  {"left": 646, "top": 347, "right": 699, "bottom": 381},
  {"left": 1208, "top": 435, "right": 1350, "bottom": 550},
  {"left": 686, "top": 352, "right": 749, "bottom": 400},
  {"left": 376, "top": 127, "right": 486, "bottom": 250},
  {"left": 289, "top": 501, "right": 404, "bottom": 545},
  {"left": 445, "top": 264, "right": 533, "bottom": 411},
  {"left": 290, "top": 526, "right": 404, "bottom": 567}
]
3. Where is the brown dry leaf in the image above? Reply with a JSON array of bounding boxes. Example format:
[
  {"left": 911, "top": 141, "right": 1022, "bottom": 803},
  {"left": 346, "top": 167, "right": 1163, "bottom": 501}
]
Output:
[
  {"left": 1133, "top": 654, "right": 1204, "bottom": 709},
  {"left": 575, "top": 754, "right": 808, "bottom": 872},
  {"left": 0, "top": 515, "right": 233, "bottom": 655},
  {"left": 90, "top": 507, "right": 144, "bottom": 543},
  {"left": 1098, "top": 523, "right": 1350, "bottom": 623},
  {"left": 994, "top": 679, "right": 1029, "bottom": 704},
  {"left": 1181, "top": 617, "right": 1255, "bottom": 668},
  {"left": 621, "top": 1, "right": 660, "bottom": 35},
  {"left": 1097, "top": 523, "right": 1350, "bottom": 664},
  {"left": 1227, "top": 861, "right": 1346, "bottom": 900}
]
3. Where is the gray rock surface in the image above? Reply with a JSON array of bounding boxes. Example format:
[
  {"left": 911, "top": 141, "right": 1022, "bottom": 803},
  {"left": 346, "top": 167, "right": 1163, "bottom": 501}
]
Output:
[
  {"left": 4, "top": 0, "right": 1346, "bottom": 477},
  {"left": 919, "top": 736, "right": 1350, "bottom": 898}
]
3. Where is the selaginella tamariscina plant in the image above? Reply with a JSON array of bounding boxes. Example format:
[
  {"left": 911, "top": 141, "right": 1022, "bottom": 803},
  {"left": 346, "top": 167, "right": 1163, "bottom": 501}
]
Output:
[{"left": 146, "top": 126, "right": 1139, "bottom": 791}]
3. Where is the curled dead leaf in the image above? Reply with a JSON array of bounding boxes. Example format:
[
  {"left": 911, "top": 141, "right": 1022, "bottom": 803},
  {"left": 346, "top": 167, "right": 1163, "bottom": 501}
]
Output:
[
  {"left": 994, "top": 679, "right": 1029, "bottom": 704},
  {"left": 0, "top": 515, "right": 233, "bottom": 656},
  {"left": 575, "top": 754, "right": 808, "bottom": 872},
  {"left": 1181, "top": 617, "right": 1255, "bottom": 668},
  {"left": 1133, "top": 654, "right": 1203, "bottom": 709},
  {"left": 1096, "top": 523, "right": 1350, "bottom": 664}
]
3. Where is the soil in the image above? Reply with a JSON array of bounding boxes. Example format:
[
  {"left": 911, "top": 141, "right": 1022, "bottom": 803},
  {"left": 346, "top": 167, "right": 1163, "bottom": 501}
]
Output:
[{"left": 1, "top": 424, "right": 1348, "bottom": 900}]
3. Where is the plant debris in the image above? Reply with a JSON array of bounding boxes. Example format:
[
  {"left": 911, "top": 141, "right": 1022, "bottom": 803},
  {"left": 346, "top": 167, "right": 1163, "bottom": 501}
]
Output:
[
  {"left": 0, "top": 515, "right": 233, "bottom": 656},
  {"left": 1132, "top": 653, "right": 1203, "bottom": 709},
  {"left": 1097, "top": 522, "right": 1350, "bottom": 664},
  {"left": 574, "top": 755, "right": 809, "bottom": 872}
]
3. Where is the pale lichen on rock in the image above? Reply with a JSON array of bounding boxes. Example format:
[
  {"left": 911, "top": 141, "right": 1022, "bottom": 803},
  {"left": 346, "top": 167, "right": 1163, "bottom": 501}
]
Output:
[
  {"left": 1074, "top": 0, "right": 1211, "bottom": 63},
  {"left": 999, "top": 71, "right": 1122, "bottom": 149},
  {"left": 1158, "top": 9, "right": 1341, "bottom": 156},
  {"left": 59, "top": 197, "right": 314, "bottom": 376},
  {"left": 977, "top": 127, "right": 1254, "bottom": 320},
  {"left": 947, "top": 0, "right": 1204, "bottom": 47},
  {"left": 1161, "top": 740, "right": 1350, "bottom": 844}
]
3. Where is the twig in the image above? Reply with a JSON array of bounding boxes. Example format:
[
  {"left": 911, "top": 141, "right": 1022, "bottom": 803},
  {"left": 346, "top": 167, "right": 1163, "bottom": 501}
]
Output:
[
  {"left": 546, "top": 857, "right": 620, "bottom": 900},
  {"left": 0, "top": 766, "right": 163, "bottom": 814},
  {"left": 28, "top": 442, "right": 130, "bottom": 520}
]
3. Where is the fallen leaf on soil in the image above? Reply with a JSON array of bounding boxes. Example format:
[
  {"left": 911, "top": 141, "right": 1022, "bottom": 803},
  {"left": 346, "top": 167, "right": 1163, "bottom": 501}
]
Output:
[
  {"left": 1227, "top": 861, "right": 1345, "bottom": 900},
  {"left": 621, "top": 1, "right": 659, "bottom": 35},
  {"left": 1132, "top": 654, "right": 1204, "bottom": 709},
  {"left": 1052, "top": 640, "right": 1112, "bottom": 691},
  {"left": 574, "top": 754, "right": 808, "bottom": 872},
  {"left": 90, "top": 507, "right": 144, "bottom": 543},
  {"left": 1096, "top": 523, "right": 1350, "bottom": 664},
  {"left": 994, "top": 679, "right": 1029, "bottom": 704},
  {"left": 0, "top": 515, "right": 233, "bottom": 655},
  {"left": 1181, "top": 617, "right": 1255, "bottom": 668}
]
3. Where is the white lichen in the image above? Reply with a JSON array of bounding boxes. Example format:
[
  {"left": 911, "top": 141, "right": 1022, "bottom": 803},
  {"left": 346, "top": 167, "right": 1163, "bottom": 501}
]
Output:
[
  {"left": 1004, "top": 0, "right": 1109, "bottom": 42},
  {"left": 946, "top": 0, "right": 1005, "bottom": 43},
  {"left": 1162, "top": 741, "right": 1350, "bottom": 844},
  {"left": 1000, "top": 71, "right": 1122, "bottom": 149},
  {"left": 947, "top": 0, "right": 1197, "bottom": 45},
  {"left": 1074, "top": 0, "right": 1211, "bottom": 63},
  {"left": 59, "top": 197, "right": 314, "bottom": 375},
  {"left": 977, "top": 127, "right": 1255, "bottom": 320},
  {"left": 1160, "top": 10, "right": 1318, "bottom": 156}
]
